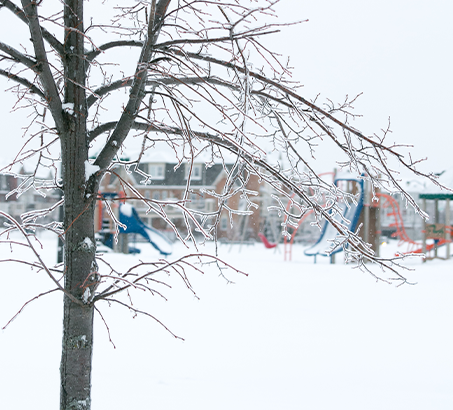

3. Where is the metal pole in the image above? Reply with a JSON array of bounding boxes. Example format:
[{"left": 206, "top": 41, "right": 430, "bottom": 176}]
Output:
[
  {"left": 422, "top": 198, "right": 427, "bottom": 262},
  {"left": 364, "top": 179, "right": 370, "bottom": 246},
  {"left": 434, "top": 199, "right": 439, "bottom": 258},
  {"left": 446, "top": 198, "right": 451, "bottom": 259}
]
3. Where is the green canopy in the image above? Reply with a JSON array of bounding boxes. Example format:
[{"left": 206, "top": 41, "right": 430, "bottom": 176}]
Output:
[{"left": 419, "top": 193, "right": 453, "bottom": 200}]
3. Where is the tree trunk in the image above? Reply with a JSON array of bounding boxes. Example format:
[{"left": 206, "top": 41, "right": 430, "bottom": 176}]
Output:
[
  {"left": 60, "top": 193, "right": 96, "bottom": 409},
  {"left": 57, "top": 2, "right": 170, "bottom": 407},
  {"left": 59, "top": 1, "right": 97, "bottom": 409}
]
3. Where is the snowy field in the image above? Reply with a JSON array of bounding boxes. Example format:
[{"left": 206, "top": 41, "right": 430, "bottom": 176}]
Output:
[{"left": 1, "top": 233, "right": 452, "bottom": 409}]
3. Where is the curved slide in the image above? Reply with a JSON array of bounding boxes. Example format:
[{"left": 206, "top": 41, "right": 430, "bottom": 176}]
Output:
[
  {"left": 304, "top": 174, "right": 364, "bottom": 261},
  {"left": 119, "top": 203, "right": 173, "bottom": 256}
]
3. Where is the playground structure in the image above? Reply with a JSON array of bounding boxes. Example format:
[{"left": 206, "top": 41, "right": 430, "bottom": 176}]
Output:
[
  {"left": 96, "top": 179, "right": 450, "bottom": 262},
  {"left": 279, "top": 174, "right": 452, "bottom": 262},
  {"left": 118, "top": 203, "right": 172, "bottom": 255},
  {"left": 418, "top": 192, "right": 452, "bottom": 261},
  {"left": 257, "top": 232, "right": 277, "bottom": 249},
  {"left": 375, "top": 192, "right": 451, "bottom": 260},
  {"left": 96, "top": 193, "right": 173, "bottom": 256},
  {"left": 276, "top": 172, "right": 368, "bottom": 262},
  {"left": 302, "top": 173, "right": 365, "bottom": 263},
  {"left": 282, "top": 207, "right": 314, "bottom": 261},
  {"left": 376, "top": 192, "right": 420, "bottom": 252},
  {"left": 280, "top": 172, "right": 369, "bottom": 262}
]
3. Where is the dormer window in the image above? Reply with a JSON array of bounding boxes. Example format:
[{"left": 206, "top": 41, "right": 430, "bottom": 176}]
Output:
[
  {"left": 149, "top": 164, "right": 165, "bottom": 179},
  {"left": 185, "top": 163, "right": 202, "bottom": 180}
]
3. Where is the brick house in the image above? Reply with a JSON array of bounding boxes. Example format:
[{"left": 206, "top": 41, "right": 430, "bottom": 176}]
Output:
[
  {"left": 0, "top": 173, "right": 18, "bottom": 218},
  {"left": 96, "top": 156, "right": 263, "bottom": 241},
  {"left": 0, "top": 167, "right": 59, "bottom": 223}
]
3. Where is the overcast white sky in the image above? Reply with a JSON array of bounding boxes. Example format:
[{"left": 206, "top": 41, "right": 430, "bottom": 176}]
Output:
[
  {"left": 271, "top": 0, "right": 453, "bottom": 176},
  {"left": 0, "top": 0, "right": 451, "bottom": 180}
]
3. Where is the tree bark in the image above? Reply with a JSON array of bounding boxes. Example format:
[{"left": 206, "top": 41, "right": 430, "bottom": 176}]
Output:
[{"left": 59, "top": 1, "right": 97, "bottom": 409}]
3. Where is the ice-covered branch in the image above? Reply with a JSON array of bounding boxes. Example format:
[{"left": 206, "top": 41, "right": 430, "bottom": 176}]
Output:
[{"left": 93, "top": 0, "right": 171, "bottom": 173}]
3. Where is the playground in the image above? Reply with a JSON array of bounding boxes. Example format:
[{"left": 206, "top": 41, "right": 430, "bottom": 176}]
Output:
[
  {"left": 95, "top": 192, "right": 173, "bottom": 256},
  {"left": 2, "top": 174, "right": 453, "bottom": 410},
  {"left": 258, "top": 172, "right": 453, "bottom": 263},
  {"left": 96, "top": 172, "right": 453, "bottom": 264}
]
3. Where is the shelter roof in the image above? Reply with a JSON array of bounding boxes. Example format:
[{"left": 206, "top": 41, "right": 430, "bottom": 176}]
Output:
[{"left": 419, "top": 167, "right": 453, "bottom": 200}]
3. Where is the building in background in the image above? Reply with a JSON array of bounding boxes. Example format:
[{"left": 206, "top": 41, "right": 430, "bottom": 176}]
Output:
[
  {"left": 0, "top": 166, "right": 59, "bottom": 224},
  {"left": 97, "top": 157, "right": 264, "bottom": 242},
  {"left": 0, "top": 153, "right": 442, "bottom": 249}
]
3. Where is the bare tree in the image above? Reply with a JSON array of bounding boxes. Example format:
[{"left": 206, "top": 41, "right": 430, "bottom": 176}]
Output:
[{"left": 0, "top": 0, "right": 440, "bottom": 409}]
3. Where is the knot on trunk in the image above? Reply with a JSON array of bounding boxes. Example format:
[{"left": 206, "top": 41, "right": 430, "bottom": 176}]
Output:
[
  {"left": 66, "top": 397, "right": 91, "bottom": 410},
  {"left": 78, "top": 237, "right": 95, "bottom": 253},
  {"left": 81, "top": 261, "right": 100, "bottom": 304},
  {"left": 65, "top": 335, "right": 89, "bottom": 350}
]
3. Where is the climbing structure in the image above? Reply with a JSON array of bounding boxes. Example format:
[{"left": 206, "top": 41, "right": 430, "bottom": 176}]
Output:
[
  {"left": 377, "top": 192, "right": 451, "bottom": 257},
  {"left": 376, "top": 193, "right": 419, "bottom": 252}
]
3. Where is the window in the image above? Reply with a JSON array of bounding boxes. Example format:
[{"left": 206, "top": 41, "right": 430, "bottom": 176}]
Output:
[
  {"left": 153, "top": 191, "right": 160, "bottom": 200},
  {"left": 220, "top": 216, "right": 228, "bottom": 231},
  {"left": 0, "top": 176, "right": 7, "bottom": 191},
  {"left": 205, "top": 199, "right": 215, "bottom": 212},
  {"left": 161, "top": 190, "right": 168, "bottom": 200},
  {"left": 149, "top": 164, "right": 165, "bottom": 179},
  {"left": 185, "top": 163, "right": 202, "bottom": 180}
]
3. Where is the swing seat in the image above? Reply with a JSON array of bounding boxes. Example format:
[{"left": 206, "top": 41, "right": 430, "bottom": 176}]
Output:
[{"left": 258, "top": 233, "right": 277, "bottom": 249}]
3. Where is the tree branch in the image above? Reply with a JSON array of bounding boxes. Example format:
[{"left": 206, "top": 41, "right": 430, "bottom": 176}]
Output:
[
  {"left": 177, "top": 49, "right": 404, "bottom": 158},
  {"left": 93, "top": 0, "right": 171, "bottom": 172},
  {"left": 2, "top": 288, "right": 60, "bottom": 330},
  {"left": 87, "top": 75, "right": 227, "bottom": 108},
  {"left": 0, "top": 68, "right": 45, "bottom": 98},
  {"left": 0, "top": 0, "right": 64, "bottom": 55},
  {"left": 85, "top": 22, "right": 406, "bottom": 173},
  {"left": 165, "top": 47, "right": 442, "bottom": 191},
  {"left": 89, "top": 120, "right": 184, "bottom": 141},
  {"left": 89, "top": 117, "right": 411, "bottom": 282},
  {"left": 85, "top": 40, "right": 143, "bottom": 62},
  {"left": 20, "top": 0, "right": 64, "bottom": 133},
  {"left": 0, "top": 210, "right": 85, "bottom": 306},
  {"left": 85, "top": 29, "right": 279, "bottom": 63},
  {"left": 100, "top": 298, "right": 184, "bottom": 340},
  {"left": 154, "top": 29, "right": 280, "bottom": 49},
  {"left": 0, "top": 41, "right": 38, "bottom": 69}
]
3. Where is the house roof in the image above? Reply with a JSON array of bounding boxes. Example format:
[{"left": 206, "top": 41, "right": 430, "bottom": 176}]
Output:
[
  {"left": 125, "top": 140, "right": 237, "bottom": 166},
  {"left": 132, "top": 163, "right": 229, "bottom": 188}
]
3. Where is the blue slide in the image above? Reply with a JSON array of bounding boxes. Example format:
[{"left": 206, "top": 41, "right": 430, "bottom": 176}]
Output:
[
  {"left": 119, "top": 203, "right": 173, "bottom": 256},
  {"left": 304, "top": 174, "right": 364, "bottom": 261}
]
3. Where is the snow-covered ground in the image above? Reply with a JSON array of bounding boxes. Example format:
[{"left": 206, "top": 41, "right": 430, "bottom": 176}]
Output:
[{"left": 1, "top": 233, "right": 452, "bottom": 409}]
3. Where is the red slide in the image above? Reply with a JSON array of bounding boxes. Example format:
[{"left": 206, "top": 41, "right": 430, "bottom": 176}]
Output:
[{"left": 258, "top": 233, "right": 277, "bottom": 249}]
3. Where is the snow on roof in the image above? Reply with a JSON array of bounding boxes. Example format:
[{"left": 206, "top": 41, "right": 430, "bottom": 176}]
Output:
[
  {"left": 418, "top": 167, "right": 453, "bottom": 199},
  {"left": 0, "top": 160, "right": 55, "bottom": 180},
  {"left": 400, "top": 177, "right": 427, "bottom": 193},
  {"left": 123, "top": 140, "right": 237, "bottom": 165}
]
